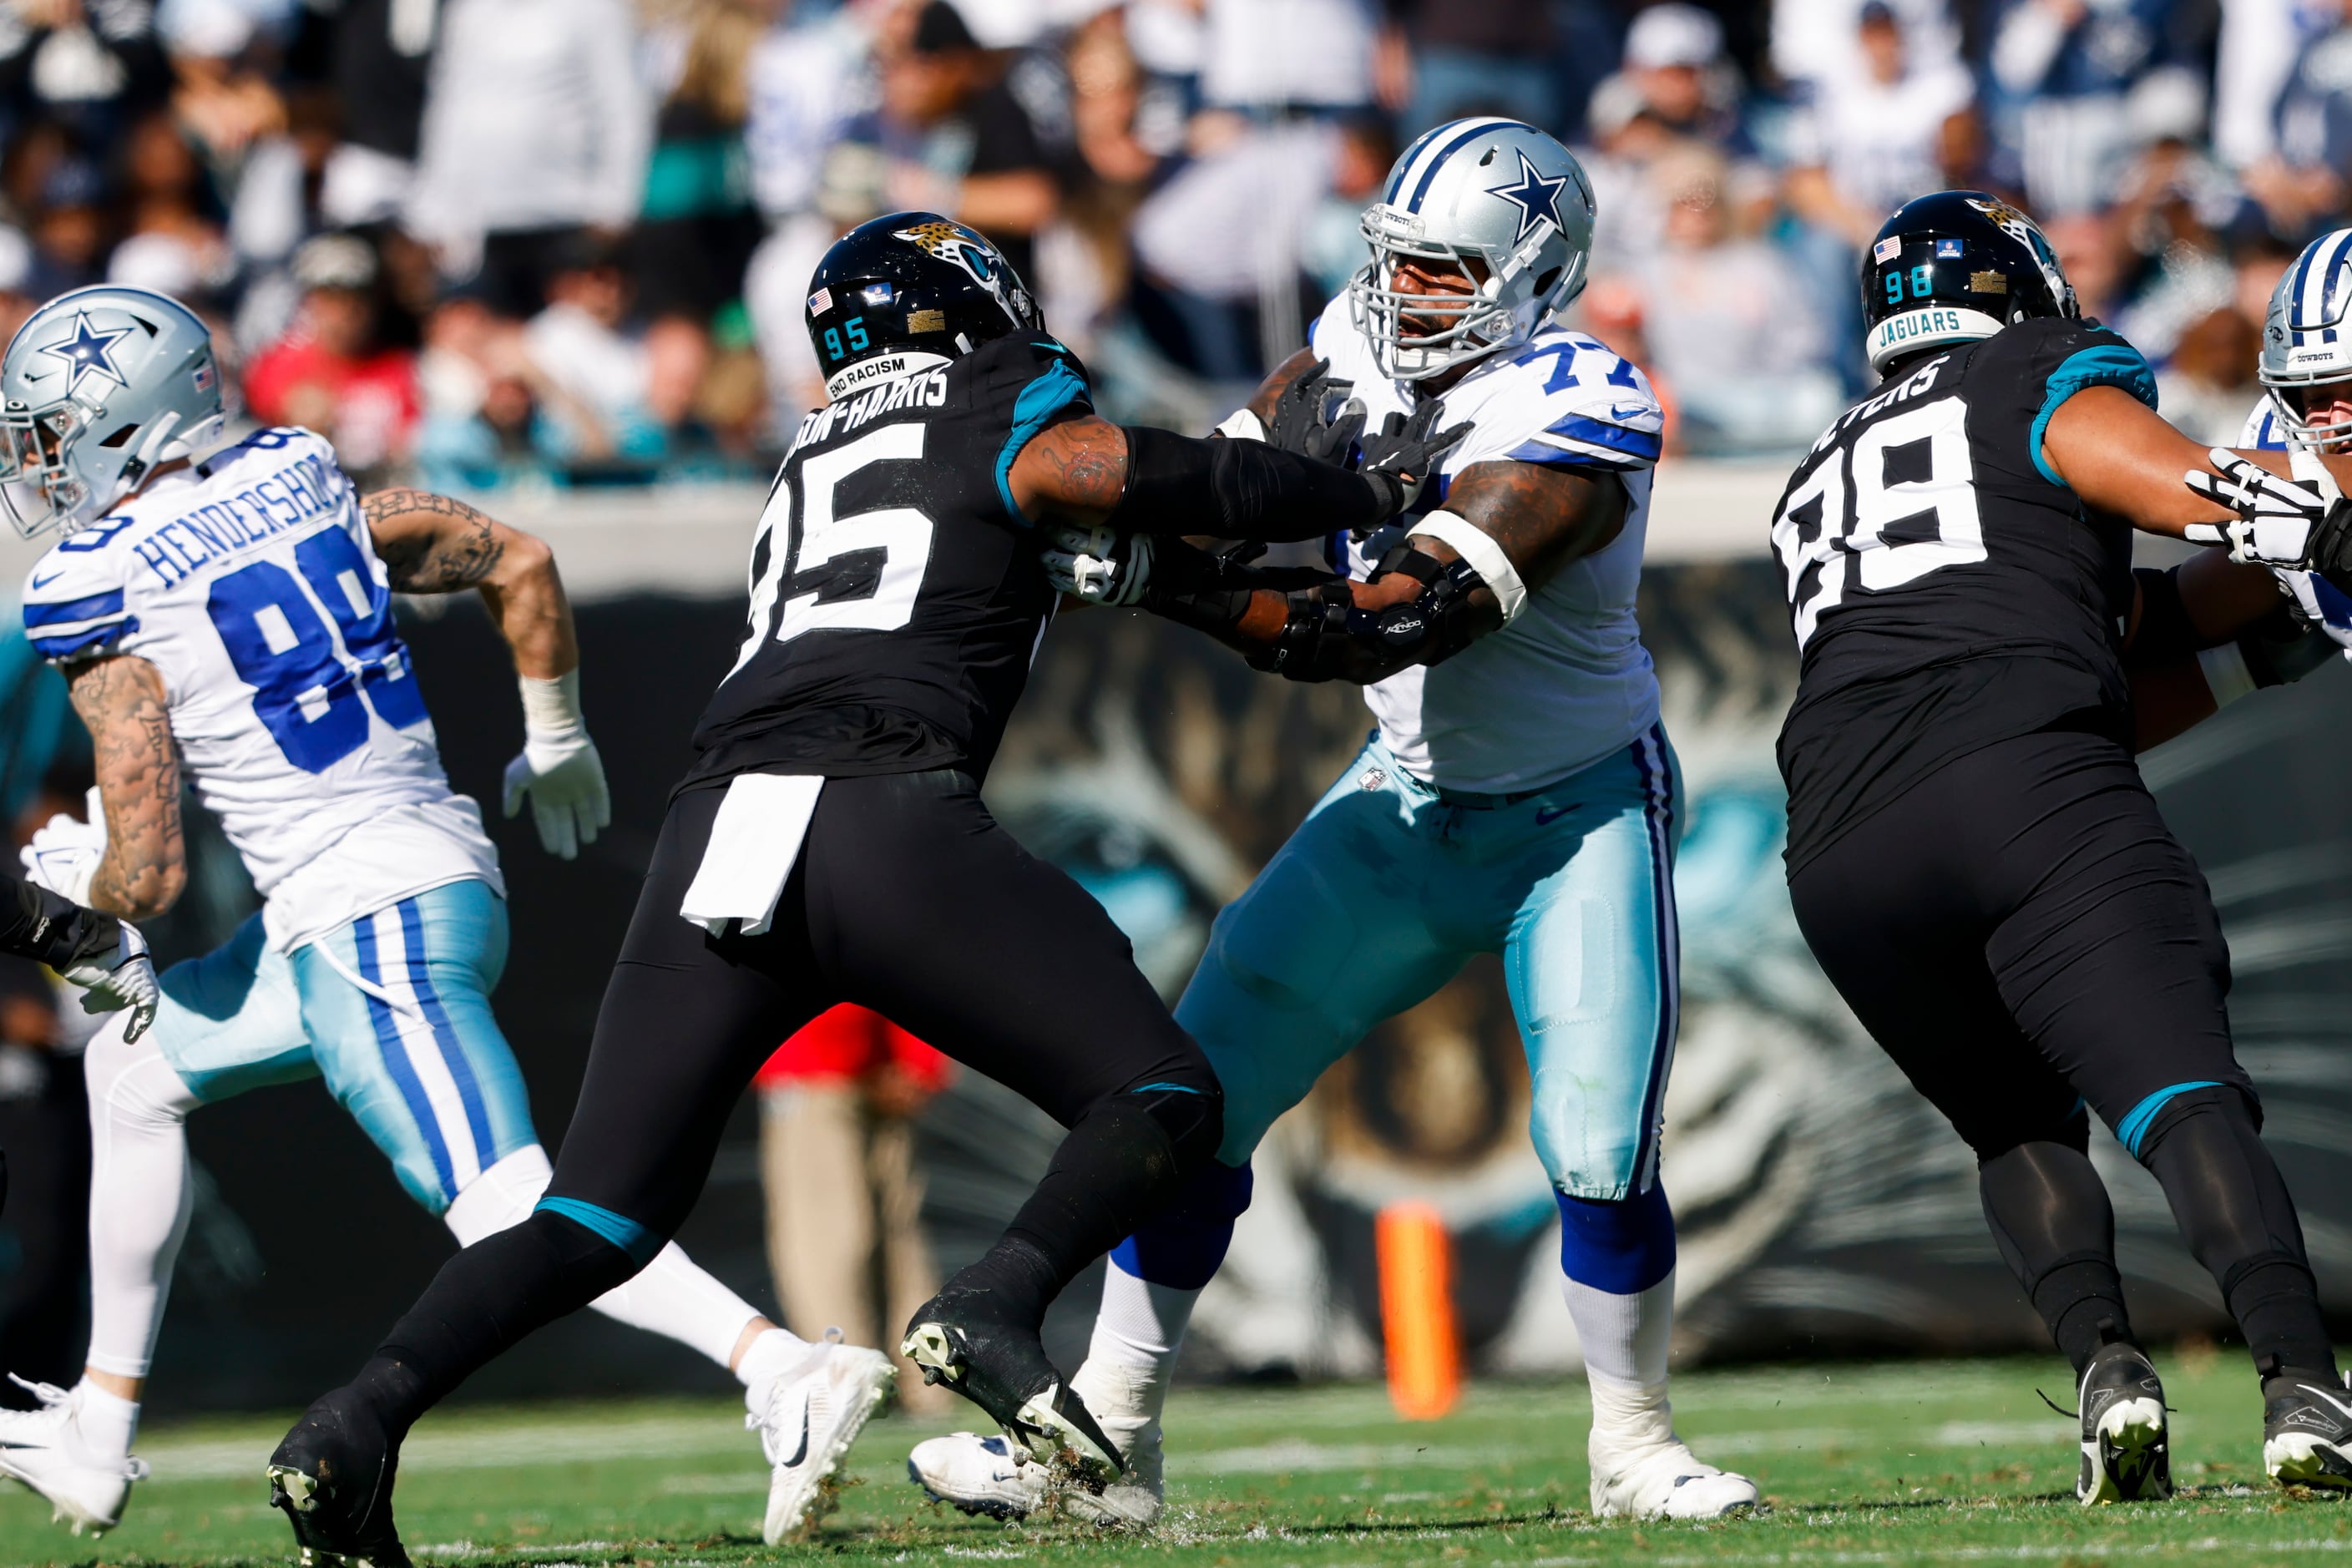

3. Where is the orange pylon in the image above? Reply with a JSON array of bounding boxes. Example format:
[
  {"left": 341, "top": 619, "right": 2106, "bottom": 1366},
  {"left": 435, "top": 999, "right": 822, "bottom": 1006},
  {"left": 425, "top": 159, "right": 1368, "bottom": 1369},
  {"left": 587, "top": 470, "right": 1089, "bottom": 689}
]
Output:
[{"left": 1376, "top": 1201, "right": 1460, "bottom": 1420}]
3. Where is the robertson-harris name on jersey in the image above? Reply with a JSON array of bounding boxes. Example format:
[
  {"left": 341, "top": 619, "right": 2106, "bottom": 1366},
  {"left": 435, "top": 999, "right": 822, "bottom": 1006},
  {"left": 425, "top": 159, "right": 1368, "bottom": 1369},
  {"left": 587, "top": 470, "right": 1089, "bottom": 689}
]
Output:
[
  {"left": 129, "top": 449, "right": 354, "bottom": 589},
  {"left": 787, "top": 369, "right": 950, "bottom": 458}
]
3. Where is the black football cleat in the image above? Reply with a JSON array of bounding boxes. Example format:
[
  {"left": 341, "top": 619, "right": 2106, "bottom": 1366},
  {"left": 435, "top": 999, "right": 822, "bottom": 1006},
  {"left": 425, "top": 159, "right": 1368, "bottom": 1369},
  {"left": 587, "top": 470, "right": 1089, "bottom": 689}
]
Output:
[
  {"left": 2263, "top": 1363, "right": 2352, "bottom": 1492},
  {"left": 901, "top": 1283, "right": 1124, "bottom": 1488},
  {"left": 266, "top": 1387, "right": 411, "bottom": 1568},
  {"left": 2076, "top": 1333, "right": 2172, "bottom": 1505}
]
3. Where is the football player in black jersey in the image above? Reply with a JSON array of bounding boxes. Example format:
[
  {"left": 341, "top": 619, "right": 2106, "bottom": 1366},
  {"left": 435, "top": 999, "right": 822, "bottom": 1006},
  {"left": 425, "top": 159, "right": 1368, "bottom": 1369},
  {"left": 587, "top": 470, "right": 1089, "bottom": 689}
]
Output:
[
  {"left": 1769, "top": 190, "right": 2350, "bottom": 1505},
  {"left": 261, "top": 213, "right": 1467, "bottom": 1565}
]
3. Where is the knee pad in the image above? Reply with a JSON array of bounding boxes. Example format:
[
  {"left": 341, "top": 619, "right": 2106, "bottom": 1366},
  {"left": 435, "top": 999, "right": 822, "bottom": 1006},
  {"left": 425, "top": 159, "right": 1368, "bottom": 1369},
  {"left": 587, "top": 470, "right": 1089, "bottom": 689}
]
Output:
[
  {"left": 534, "top": 1195, "right": 665, "bottom": 1272},
  {"left": 2129, "top": 1081, "right": 2259, "bottom": 1162},
  {"left": 1111, "top": 1160, "right": 1253, "bottom": 1291},
  {"left": 1557, "top": 1182, "right": 1675, "bottom": 1295},
  {"left": 1124, "top": 1080, "right": 1226, "bottom": 1172}
]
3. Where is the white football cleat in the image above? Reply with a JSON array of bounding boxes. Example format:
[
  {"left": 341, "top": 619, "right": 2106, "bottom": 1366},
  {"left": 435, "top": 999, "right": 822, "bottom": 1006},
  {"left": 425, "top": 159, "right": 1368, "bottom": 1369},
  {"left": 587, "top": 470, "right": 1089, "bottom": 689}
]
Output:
[
  {"left": 1590, "top": 1434, "right": 1759, "bottom": 1520},
  {"left": 908, "top": 1430, "right": 1050, "bottom": 1519},
  {"left": 0, "top": 1379, "right": 147, "bottom": 1535},
  {"left": 907, "top": 1357, "right": 1166, "bottom": 1527},
  {"left": 908, "top": 1428, "right": 1161, "bottom": 1526},
  {"left": 747, "top": 1337, "right": 897, "bottom": 1543}
]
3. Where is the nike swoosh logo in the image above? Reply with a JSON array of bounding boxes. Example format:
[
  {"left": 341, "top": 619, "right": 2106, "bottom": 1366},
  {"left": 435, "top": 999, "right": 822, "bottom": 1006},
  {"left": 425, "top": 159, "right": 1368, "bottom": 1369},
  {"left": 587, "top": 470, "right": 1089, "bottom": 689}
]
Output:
[
  {"left": 775, "top": 1398, "right": 811, "bottom": 1468},
  {"left": 1535, "top": 805, "right": 1575, "bottom": 826},
  {"left": 1609, "top": 402, "right": 1652, "bottom": 422},
  {"left": 28, "top": 570, "right": 61, "bottom": 589}
]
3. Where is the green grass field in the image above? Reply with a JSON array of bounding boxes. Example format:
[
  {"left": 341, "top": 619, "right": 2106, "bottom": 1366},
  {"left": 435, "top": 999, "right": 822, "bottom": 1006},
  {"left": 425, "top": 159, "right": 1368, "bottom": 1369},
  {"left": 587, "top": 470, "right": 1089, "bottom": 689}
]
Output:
[{"left": 6, "top": 1350, "right": 2350, "bottom": 1566}]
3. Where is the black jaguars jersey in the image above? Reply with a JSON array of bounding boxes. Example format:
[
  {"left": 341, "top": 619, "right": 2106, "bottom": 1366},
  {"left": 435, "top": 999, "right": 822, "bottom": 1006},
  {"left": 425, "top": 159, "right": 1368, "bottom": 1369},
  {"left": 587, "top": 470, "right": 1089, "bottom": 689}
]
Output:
[
  {"left": 1771, "top": 318, "right": 2157, "bottom": 871},
  {"left": 680, "top": 332, "right": 1090, "bottom": 792}
]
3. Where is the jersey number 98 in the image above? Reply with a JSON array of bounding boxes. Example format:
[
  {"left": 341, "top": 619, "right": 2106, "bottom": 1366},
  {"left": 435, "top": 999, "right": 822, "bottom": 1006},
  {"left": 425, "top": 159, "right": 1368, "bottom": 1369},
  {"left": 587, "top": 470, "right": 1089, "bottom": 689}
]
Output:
[{"left": 1771, "top": 394, "right": 1986, "bottom": 651}]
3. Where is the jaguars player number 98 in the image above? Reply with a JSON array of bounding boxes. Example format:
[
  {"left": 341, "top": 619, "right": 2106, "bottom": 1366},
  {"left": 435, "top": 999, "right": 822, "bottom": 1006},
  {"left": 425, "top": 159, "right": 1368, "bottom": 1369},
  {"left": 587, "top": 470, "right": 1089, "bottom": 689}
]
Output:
[
  {"left": 0, "top": 286, "right": 877, "bottom": 1548},
  {"left": 927, "top": 118, "right": 1758, "bottom": 1527}
]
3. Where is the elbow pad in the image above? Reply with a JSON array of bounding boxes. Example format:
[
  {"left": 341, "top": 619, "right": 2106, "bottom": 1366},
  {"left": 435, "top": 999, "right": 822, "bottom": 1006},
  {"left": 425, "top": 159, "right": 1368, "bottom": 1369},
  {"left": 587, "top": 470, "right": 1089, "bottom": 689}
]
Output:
[
  {"left": 1111, "top": 424, "right": 1392, "bottom": 541},
  {"left": 1249, "top": 546, "right": 1492, "bottom": 683}
]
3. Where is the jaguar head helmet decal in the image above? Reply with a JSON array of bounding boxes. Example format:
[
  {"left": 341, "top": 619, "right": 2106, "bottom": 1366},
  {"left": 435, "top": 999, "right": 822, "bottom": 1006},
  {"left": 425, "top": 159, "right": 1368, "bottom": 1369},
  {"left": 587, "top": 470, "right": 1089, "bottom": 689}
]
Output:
[
  {"left": 895, "top": 220, "right": 1001, "bottom": 286},
  {"left": 1964, "top": 197, "right": 2075, "bottom": 317}
]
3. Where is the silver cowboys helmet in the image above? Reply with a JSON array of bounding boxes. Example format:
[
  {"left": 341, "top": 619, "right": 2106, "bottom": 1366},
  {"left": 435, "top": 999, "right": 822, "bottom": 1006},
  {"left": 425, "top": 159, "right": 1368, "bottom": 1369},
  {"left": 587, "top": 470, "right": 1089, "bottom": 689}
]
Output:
[
  {"left": 2262, "top": 228, "right": 2352, "bottom": 452},
  {"left": 0, "top": 285, "right": 224, "bottom": 539},
  {"left": 1349, "top": 117, "right": 1596, "bottom": 382}
]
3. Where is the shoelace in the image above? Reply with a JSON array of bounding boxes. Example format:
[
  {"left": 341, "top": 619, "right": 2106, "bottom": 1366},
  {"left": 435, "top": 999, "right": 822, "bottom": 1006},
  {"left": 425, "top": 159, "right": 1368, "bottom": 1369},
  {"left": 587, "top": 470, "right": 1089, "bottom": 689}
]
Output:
[{"left": 7, "top": 1373, "right": 68, "bottom": 1409}]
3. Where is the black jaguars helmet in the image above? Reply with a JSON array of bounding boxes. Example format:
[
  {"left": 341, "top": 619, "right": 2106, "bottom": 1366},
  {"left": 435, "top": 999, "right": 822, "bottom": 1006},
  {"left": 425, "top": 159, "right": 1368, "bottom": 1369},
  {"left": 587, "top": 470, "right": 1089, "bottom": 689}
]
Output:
[
  {"left": 1861, "top": 190, "right": 2077, "bottom": 377},
  {"left": 804, "top": 211, "right": 1040, "bottom": 402}
]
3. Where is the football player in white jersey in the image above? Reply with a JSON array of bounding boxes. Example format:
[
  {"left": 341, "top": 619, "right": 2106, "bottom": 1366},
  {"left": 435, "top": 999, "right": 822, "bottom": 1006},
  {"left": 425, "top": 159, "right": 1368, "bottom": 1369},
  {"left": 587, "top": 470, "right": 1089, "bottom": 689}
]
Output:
[
  {"left": 912, "top": 119, "right": 1757, "bottom": 1524},
  {"left": 0, "top": 286, "right": 893, "bottom": 1542}
]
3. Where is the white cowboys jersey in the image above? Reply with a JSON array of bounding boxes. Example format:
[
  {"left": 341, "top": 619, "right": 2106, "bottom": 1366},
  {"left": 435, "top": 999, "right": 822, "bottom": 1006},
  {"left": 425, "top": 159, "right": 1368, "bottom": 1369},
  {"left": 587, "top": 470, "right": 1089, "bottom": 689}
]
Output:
[
  {"left": 2238, "top": 398, "right": 2352, "bottom": 654},
  {"left": 22, "top": 427, "right": 500, "bottom": 948},
  {"left": 1308, "top": 293, "right": 1665, "bottom": 792}
]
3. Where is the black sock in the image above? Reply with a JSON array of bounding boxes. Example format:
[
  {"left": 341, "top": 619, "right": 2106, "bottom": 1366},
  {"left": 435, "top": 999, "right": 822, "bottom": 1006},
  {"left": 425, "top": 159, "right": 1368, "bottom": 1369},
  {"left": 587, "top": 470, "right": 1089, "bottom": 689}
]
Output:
[
  {"left": 953, "top": 1097, "right": 1187, "bottom": 1330},
  {"left": 1980, "top": 1136, "right": 2133, "bottom": 1375},
  {"left": 2137, "top": 1087, "right": 2337, "bottom": 1380},
  {"left": 352, "top": 1210, "right": 641, "bottom": 1437}
]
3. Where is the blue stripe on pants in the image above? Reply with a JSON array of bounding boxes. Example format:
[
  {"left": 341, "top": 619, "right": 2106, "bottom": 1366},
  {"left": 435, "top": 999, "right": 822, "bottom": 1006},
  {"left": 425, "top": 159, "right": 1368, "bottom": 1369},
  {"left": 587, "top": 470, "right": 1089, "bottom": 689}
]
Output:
[
  {"left": 397, "top": 898, "right": 496, "bottom": 1166},
  {"left": 355, "top": 905, "right": 456, "bottom": 1198}
]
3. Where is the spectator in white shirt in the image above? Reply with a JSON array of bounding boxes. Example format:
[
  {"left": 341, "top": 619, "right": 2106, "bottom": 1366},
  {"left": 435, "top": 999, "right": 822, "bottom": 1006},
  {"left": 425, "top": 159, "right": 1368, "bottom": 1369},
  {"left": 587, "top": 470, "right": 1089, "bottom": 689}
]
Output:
[{"left": 405, "top": 0, "right": 651, "bottom": 315}]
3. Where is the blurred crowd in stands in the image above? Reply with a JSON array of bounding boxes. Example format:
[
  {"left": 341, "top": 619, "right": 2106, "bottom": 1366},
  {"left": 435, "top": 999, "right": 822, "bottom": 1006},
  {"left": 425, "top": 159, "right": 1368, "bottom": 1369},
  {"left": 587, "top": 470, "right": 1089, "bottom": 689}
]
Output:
[{"left": 0, "top": 0, "right": 2333, "bottom": 483}]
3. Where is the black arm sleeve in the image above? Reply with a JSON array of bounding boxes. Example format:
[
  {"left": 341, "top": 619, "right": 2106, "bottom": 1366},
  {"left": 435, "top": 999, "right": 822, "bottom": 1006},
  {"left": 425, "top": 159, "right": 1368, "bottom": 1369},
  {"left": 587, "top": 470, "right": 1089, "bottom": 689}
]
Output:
[
  {"left": 1110, "top": 425, "right": 1393, "bottom": 540},
  {"left": 0, "top": 871, "right": 117, "bottom": 970},
  {"left": 2126, "top": 566, "right": 2200, "bottom": 665}
]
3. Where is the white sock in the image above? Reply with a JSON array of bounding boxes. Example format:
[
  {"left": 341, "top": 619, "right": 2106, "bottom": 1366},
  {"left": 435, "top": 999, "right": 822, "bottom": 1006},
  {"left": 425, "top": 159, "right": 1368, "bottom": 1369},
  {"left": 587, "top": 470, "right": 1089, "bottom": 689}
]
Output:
[
  {"left": 735, "top": 1326, "right": 815, "bottom": 1399},
  {"left": 82, "top": 1014, "right": 200, "bottom": 1384},
  {"left": 443, "top": 1146, "right": 787, "bottom": 1374},
  {"left": 70, "top": 1379, "right": 138, "bottom": 1459},
  {"left": 1562, "top": 1267, "right": 1677, "bottom": 1449},
  {"left": 1076, "top": 1260, "right": 1199, "bottom": 1426}
]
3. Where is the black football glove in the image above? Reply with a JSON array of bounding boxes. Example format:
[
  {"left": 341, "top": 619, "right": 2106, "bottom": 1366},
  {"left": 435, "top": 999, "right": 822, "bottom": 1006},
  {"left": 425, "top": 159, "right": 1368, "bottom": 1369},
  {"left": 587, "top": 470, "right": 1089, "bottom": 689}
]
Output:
[
  {"left": 1264, "top": 358, "right": 1365, "bottom": 468},
  {"left": 1358, "top": 402, "right": 1472, "bottom": 518}
]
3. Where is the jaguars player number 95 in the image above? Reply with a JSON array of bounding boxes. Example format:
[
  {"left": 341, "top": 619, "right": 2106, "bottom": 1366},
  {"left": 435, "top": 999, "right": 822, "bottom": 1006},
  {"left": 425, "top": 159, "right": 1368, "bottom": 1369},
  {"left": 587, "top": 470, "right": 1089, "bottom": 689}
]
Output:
[{"left": 928, "top": 118, "right": 1757, "bottom": 1528}]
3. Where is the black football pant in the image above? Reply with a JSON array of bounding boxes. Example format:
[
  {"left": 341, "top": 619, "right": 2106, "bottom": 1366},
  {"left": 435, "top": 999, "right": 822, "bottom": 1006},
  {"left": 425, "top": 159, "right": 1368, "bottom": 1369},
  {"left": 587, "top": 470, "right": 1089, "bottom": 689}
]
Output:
[
  {"left": 1789, "top": 726, "right": 2332, "bottom": 1378},
  {"left": 338, "top": 769, "right": 1222, "bottom": 1429}
]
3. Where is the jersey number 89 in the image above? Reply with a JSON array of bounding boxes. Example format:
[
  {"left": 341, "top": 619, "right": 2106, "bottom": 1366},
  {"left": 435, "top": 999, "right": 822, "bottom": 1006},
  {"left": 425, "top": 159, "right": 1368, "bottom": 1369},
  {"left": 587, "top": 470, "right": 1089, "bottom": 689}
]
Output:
[
  {"left": 205, "top": 524, "right": 430, "bottom": 772},
  {"left": 1771, "top": 394, "right": 1986, "bottom": 651}
]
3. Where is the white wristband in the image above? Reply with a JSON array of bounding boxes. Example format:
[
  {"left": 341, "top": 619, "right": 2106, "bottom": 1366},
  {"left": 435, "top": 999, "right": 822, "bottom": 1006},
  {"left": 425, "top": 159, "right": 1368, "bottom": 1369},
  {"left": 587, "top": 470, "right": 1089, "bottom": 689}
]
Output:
[
  {"left": 1214, "top": 407, "right": 1267, "bottom": 442},
  {"left": 518, "top": 669, "right": 586, "bottom": 738},
  {"left": 1410, "top": 512, "right": 1530, "bottom": 625},
  {"left": 2197, "top": 643, "right": 2255, "bottom": 708}
]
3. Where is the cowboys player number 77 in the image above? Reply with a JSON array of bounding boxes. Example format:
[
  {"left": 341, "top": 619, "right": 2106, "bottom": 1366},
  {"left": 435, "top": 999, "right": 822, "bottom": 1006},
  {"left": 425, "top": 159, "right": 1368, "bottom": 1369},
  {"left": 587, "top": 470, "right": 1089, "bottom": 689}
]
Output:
[{"left": 0, "top": 286, "right": 877, "bottom": 1548}]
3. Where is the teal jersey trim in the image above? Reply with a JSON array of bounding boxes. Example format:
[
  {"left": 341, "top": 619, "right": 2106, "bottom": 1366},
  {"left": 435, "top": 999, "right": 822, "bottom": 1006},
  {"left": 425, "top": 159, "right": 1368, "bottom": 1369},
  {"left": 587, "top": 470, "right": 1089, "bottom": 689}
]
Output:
[
  {"left": 2116, "top": 1080, "right": 2221, "bottom": 1159},
  {"left": 535, "top": 1196, "right": 662, "bottom": 1267},
  {"left": 995, "top": 355, "right": 1093, "bottom": 527},
  {"left": 2031, "top": 342, "right": 2158, "bottom": 487}
]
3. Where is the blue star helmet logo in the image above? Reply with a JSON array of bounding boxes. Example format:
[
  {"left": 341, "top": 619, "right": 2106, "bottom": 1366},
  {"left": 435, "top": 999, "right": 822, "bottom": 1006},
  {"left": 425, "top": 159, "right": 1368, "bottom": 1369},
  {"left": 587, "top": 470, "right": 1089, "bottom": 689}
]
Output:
[
  {"left": 1487, "top": 151, "right": 1571, "bottom": 245},
  {"left": 38, "top": 311, "right": 134, "bottom": 397}
]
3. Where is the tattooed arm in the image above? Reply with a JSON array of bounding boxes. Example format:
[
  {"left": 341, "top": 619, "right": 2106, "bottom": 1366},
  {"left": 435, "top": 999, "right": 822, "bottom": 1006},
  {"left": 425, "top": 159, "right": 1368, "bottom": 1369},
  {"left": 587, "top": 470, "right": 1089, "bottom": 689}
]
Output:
[
  {"left": 67, "top": 655, "right": 185, "bottom": 920},
  {"left": 362, "top": 488, "right": 578, "bottom": 679}
]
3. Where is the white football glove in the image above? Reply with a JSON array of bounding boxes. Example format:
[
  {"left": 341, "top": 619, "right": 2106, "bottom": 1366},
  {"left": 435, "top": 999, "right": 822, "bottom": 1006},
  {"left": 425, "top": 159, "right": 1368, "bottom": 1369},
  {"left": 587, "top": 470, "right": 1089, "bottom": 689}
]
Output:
[
  {"left": 20, "top": 787, "right": 108, "bottom": 907},
  {"left": 61, "top": 919, "right": 158, "bottom": 1043},
  {"left": 2183, "top": 450, "right": 2339, "bottom": 567},
  {"left": 1041, "top": 525, "right": 1154, "bottom": 607},
  {"left": 503, "top": 670, "right": 610, "bottom": 861}
]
